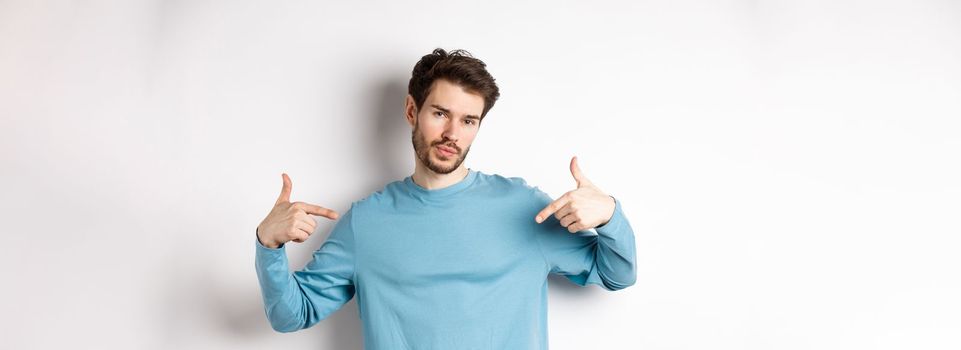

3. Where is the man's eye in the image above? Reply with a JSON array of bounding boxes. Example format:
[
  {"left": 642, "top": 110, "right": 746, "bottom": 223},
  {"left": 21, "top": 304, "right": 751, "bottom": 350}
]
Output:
[
  {"left": 434, "top": 111, "right": 445, "bottom": 118},
  {"left": 465, "top": 119, "right": 476, "bottom": 125}
]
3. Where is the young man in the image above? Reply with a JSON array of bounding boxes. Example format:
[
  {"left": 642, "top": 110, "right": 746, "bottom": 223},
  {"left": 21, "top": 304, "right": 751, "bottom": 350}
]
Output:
[{"left": 254, "top": 48, "right": 636, "bottom": 349}]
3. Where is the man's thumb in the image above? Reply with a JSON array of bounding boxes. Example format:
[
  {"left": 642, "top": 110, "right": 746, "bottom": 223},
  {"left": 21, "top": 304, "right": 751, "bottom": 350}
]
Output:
[
  {"left": 276, "top": 173, "right": 292, "bottom": 204},
  {"left": 570, "top": 156, "right": 590, "bottom": 187}
]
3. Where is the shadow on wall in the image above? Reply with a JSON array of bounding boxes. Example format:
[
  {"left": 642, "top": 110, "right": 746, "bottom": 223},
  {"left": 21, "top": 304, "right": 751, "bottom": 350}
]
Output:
[
  {"left": 273, "top": 75, "right": 409, "bottom": 349},
  {"left": 361, "top": 74, "right": 412, "bottom": 195},
  {"left": 164, "top": 75, "right": 410, "bottom": 349},
  {"left": 298, "top": 74, "right": 411, "bottom": 349},
  {"left": 307, "top": 72, "right": 412, "bottom": 350},
  {"left": 159, "top": 254, "right": 364, "bottom": 348}
]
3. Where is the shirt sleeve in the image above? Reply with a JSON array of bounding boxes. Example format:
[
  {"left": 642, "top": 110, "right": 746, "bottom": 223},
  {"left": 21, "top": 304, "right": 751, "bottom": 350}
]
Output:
[
  {"left": 254, "top": 203, "right": 357, "bottom": 332},
  {"left": 530, "top": 187, "right": 637, "bottom": 291}
]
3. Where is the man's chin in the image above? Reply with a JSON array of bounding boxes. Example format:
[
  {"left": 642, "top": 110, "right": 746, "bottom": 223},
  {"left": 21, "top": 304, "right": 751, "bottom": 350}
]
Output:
[
  {"left": 426, "top": 156, "right": 460, "bottom": 174},
  {"left": 429, "top": 162, "right": 456, "bottom": 174}
]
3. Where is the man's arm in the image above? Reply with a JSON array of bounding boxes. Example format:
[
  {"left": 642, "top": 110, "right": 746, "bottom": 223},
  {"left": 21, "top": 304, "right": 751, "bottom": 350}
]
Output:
[
  {"left": 253, "top": 173, "right": 355, "bottom": 332},
  {"left": 531, "top": 188, "right": 637, "bottom": 291},
  {"left": 254, "top": 205, "right": 357, "bottom": 332},
  {"left": 530, "top": 156, "right": 637, "bottom": 290}
]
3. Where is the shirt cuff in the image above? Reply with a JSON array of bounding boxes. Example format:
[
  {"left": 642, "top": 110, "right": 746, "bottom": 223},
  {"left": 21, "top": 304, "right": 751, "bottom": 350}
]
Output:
[
  {"left": 595, "top": 196, "right": 626, "bottom": 237},
  {"left": 255, "top": 227, "right": 286, "bottom": 252}
]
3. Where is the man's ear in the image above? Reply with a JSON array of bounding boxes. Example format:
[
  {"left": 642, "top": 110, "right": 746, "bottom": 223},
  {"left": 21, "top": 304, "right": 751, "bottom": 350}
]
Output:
[{"left": 404, "top": 95, "right": 417, "bottom": 127}]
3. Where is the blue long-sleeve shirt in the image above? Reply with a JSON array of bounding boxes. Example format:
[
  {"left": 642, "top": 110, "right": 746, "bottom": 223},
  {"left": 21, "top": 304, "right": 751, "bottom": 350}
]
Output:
[{"left": 255, "top": 169, "right": 636, "bottom": 349}]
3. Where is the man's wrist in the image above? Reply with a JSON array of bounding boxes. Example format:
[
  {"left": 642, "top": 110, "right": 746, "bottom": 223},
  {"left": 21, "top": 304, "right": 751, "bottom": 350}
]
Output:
[
  {"left": 256, "top": 227, "right": 281, "bottom": 249},
  {"left": 596, "top": 195, "right": 616, "bottom": 228}
]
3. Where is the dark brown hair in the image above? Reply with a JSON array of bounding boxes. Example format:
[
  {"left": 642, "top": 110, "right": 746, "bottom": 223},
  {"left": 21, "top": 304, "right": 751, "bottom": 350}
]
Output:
[{"left": 408, "top": 48, "right": 500, "bottom": 119}]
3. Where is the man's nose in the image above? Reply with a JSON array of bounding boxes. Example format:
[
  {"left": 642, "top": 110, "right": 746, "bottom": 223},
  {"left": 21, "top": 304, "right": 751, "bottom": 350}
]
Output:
[{"left": 442, "top": 122, "right": 460, "bottom": 143}]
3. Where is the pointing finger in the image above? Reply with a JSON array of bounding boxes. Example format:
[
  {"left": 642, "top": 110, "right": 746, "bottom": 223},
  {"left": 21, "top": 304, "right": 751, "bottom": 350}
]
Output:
[
  {"left": 553, "top": 203, "right": 573, "bottom": 221},
  {"left": 276, "top": 173, "right": 292, "bottom": 205},
  {"left": 535, "top": 195, "right": 571, "bottom": 224},
  {"left": 293, "top": 201, "right": 340, "bottom": 220}
]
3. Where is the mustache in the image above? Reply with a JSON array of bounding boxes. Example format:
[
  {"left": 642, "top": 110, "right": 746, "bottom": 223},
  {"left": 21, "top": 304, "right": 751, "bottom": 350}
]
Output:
[{"left": 431, "top": 139, "right": 461, "bottom": 153}]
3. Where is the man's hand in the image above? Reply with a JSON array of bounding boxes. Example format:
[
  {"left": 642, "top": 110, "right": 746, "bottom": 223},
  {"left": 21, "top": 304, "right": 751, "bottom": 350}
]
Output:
[
  {"left": 535, "top": 156, "right": 616, "bottom": 233},
  {"left": 256, "top": 173, "right": 340, "bottom": 249}
]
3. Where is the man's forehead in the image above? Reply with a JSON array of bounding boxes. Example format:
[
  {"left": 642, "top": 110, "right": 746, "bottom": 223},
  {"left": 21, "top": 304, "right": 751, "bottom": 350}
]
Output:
[{"left": 425, "top": 79, "right": 485, "bottom": 117}]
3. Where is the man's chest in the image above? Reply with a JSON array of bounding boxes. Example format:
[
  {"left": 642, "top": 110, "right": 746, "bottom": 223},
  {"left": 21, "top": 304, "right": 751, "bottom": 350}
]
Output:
[{"left": 354, "top": 204, "right": 545, "bottom": 285}]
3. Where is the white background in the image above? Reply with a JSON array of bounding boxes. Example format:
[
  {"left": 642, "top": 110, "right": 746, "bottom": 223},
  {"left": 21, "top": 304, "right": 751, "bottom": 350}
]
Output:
[{"left": 1, "top": 0, "right": 959, "bottom": 349}]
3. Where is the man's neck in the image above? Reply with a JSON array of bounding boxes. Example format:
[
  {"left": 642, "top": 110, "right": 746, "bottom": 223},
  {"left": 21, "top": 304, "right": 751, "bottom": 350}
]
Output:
[{"left": 411, "top": 162, "right": 470, "bottom": 190}]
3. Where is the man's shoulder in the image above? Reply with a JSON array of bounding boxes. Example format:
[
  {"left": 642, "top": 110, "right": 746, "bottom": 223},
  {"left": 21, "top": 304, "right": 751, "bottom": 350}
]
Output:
[
  {"left": 474, "top": 171, "right": 556, "bottom": 207},
  {"left": 473, "top": 170, "right": 536, "bottom": 192},
  {"left": 472, "top": 170, "right": 550, "bottom": 207}
]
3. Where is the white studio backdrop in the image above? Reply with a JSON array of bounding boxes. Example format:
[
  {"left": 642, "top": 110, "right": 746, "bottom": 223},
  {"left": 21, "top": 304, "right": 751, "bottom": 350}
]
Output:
[{"left": 1, "top": 0, "right": 959, "bottom": 349}]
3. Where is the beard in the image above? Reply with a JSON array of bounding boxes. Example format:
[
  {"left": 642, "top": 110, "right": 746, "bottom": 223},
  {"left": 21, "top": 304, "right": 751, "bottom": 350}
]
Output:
[{"left": 412, "top": 119, "right": 471, "bottom": 175}]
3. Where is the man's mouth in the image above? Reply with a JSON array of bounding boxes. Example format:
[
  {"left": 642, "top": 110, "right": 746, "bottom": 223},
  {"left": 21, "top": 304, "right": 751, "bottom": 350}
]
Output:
[{"left": 435, "top": 144, "right": 458, "bottom": 157}]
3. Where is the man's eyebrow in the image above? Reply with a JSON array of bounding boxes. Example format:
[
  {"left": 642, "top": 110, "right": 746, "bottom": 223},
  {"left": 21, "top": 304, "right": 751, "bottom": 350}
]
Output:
[
  {"left": 431, "top": 104, "right": 481, "bottom": 120},
  {"left": 430, "top": 104, "right": 451, "bottom": 114}
]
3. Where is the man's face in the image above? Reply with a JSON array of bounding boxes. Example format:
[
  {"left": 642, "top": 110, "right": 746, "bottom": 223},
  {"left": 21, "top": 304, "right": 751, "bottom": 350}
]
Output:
[{"left": 406, "top": 79, "right": 485, "bottom": 175}]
